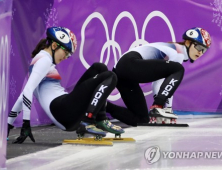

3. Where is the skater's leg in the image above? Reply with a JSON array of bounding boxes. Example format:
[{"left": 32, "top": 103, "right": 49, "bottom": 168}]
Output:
[
  {"left": 106, "top": 101, "right": 139, "bottom": 126},
  {"left": 75, "top": 62, "right": 108, "bottom": 87},
  {"left": 83, "top": 71, "right": 117, "bottom": 120},
  {"left": 105, "top": 66, "right": 149, "bottom": 126},
  {"left": 50, "top": 70, "right": 117, "bottom": 132},
  {"left": 152, "top": 79, "right": 176, "bottom": 124},
  {"left": 75, "top": 71, "right": 118, "bottom": 138},
  {"left": 149, "top": 65, "right": 184, "bottom": 120},
  {"left": 115, "top": 53, "right": 185, "bottom": 106},
  {"left": 152, "top": 65, "right": 184, "bottom": 106},
  {"left": 153, "top": 79, "right": 174, "bottom": 107},
  {"left": 116, "top": 78, "right": 149, "bottom": 119},
  {"left": 95, "top": 103, "right": 107, "bottom": 122},
  {"left": 76, "top": 64, "right": 125, "bottom": 135},
  {"left": 115, "top": 52, "right": 184, "bottom": 120},
  {"left": 81, "top": 101, "right": 107, "bottom": 123}
]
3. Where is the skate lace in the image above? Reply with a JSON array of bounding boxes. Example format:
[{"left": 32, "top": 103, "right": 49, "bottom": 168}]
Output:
[
  {"left": 163, "top": 108, "right": 175, "bottom": 115},
  {"left": 86, "top": 125, "right": 96, "bottom": 129},
  {"left": 105, "top": 120, "right": 122, "bottom": 130},
  {"left": 86, "top": 124, "right": 103, "bottom": 132},
  {"left": 150, "top": 105, "right": 163, "bottom": 110}
]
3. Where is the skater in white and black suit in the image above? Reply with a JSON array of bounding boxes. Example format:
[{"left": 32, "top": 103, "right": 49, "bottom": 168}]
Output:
[
  {"left": 107, "top": 27, "right": 211, "bottom": 126},
  {"left": 7, "top": 26, "right": 124, "bottom": 144}
]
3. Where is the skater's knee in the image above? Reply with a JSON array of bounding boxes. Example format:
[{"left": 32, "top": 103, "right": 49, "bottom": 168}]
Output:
[
  {"left": 91, "top": 62, "right": 108, "bottom": 72},
  {"left": 104, "top": 71, "right": 117, "bottom": 85},
  {"left": 177, "top": 63, "right": 184, "bottom": 73},
  {"left": 180, "top": 66, "right": 185, "bottom": 75},
  {"left": 110, "top": 71, "right": 117, "bottom": 84},
  {"left": 171, "top": 62, "right": 185, "bottom": 74}
]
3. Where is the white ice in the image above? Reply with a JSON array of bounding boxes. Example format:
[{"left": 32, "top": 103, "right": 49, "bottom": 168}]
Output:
[{"left": 7, "top": 118, "right": 222, "bottom": 170}]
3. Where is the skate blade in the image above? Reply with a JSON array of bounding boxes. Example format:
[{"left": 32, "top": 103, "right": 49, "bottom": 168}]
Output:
[
  {"left": 84, "top": 137, "right": 135, "bottom": 142},
  {"left": 137, "top": 123, "right": 189, "bottom": 127},
  {"left": 63, "top": 139, "right": 113, "bottom": 146}
]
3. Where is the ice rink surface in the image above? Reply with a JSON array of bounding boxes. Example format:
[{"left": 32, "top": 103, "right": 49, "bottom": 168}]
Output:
[{"left": 7, "top": 118, "right": 222, "bottom": 170}]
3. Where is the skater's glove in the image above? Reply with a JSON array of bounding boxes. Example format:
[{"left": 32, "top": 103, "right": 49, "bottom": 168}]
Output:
[{"left": 12, "top": 120, "right": 35, "bottom": 144}]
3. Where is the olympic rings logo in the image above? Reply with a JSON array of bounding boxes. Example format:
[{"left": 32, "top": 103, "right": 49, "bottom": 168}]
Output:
[
  {"left": 0, "top": 35, "right": 9, "bottom": 148},
  {"left": 80, "top": 11, "right": 176, "bottom": 101}
]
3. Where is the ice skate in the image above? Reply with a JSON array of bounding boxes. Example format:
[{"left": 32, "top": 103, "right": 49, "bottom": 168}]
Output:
[
  {"left": 76, "top": 121, "right": 106, "bottom": 141},
  {"left": 138, "top": 106, "right": 188, "bottom": 127},
  {"left": 149, "top": 117, "right": 157, "bottom": 124},
  {"left": 149, "top": 105, "right": 177, "bottom": 124},
  {"left": 164, "top": 107, "right": 178, "bottom": 124},
  {"left": 149, "top": 105, "right": 178, "bottom": 119},
  {"left": 63, "top": 121, "right": 113, "bottom": 146},
  {"left": 155, "top": 117, "right": 169, "bottom": 124},
  {"left": 96, "top": 120, "right": 124, "bottom": 138},
  {"left": 156, "top": 117, "right": 175, "bottom": 124},
  {"left": 94, "top": 120, "right": 135, "bottom": 142},
  {"left": 155, "top": 108, "right": 178, "bottom": 124}
]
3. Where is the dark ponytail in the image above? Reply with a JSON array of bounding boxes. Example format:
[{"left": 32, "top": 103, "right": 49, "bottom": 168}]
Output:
[
  {"left": 31, "top": 38, "right": 51, "bottom": 58},
  {"left": 177, "top": 41, "right": 186, "bottom": 45},
  {"left": 168, "top": 41, "right": 186, "bottom": 45}
]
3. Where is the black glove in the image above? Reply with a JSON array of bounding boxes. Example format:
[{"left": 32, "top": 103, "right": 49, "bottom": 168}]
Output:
[{"left": 12, "top": 120, "right": 35, "bottom": 144}]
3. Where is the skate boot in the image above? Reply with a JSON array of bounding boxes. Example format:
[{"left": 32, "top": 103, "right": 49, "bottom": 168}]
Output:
[
  {"left": 7, "top": 124, "right": 14, "bottom": 141},
  {"left": 96, "top": 120, "right": 125, "bottom": 138},
  {"left": 155, "top": 117, "right": 168, "bottom": 124},
  {"left": 149, "top": 105, "right": 178, "bottom": 124},
  {"left": 76, "top": 121, "right": 106, "bottom": 141},
  {"left": 164, "top": 107, "right": 178, "bottom": 124},
  {"left": 149, "top": 117, "right": 157, "bottom": 124},
  {"left": 155, "top": 108, "right": 178, "bottom": 124}
]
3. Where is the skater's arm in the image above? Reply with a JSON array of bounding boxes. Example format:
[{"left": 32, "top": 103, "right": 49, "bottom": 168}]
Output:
[
  {"left": 22, "top": 56, "right": 52, "bottom": 120},
  {"left": 11, "top": 57, "right": 52, "bottom": 144},
  {"left": 8, "top": 92, "right": 23, "bottom": 125}
]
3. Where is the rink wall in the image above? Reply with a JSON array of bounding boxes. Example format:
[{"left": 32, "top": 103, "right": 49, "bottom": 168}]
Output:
[
  {"left": 7, "top": 1, "right": 222, "bottom": 124},
  {"left": 0, "top": 0, "right": 12, "bottom": 169}
]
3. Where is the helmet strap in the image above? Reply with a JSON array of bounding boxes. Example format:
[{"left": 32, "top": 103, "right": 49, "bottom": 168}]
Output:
[
  {"left": 185, "top": 42, "right": 194, "bottom": 63},
  {"left": 51, "top": 45, "right": 60, "bottom": 65}
]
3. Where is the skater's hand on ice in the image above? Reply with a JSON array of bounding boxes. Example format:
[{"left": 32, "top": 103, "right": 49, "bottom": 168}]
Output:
[
  {"left": 12, "top": 128, "right": 35, "bottom": 144},
  {"left": 12, "top": 120, "right": 35, "bottom": 144}
]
